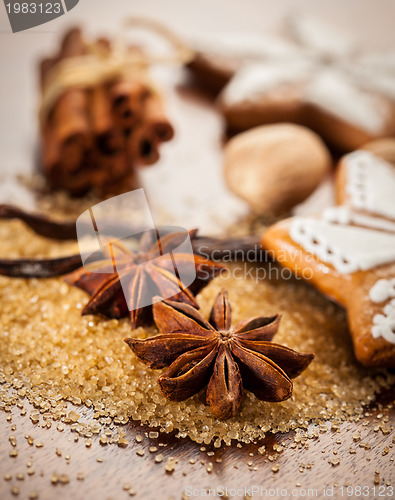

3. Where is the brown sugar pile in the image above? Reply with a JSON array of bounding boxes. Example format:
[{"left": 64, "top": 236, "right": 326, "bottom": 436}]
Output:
[{"left": 0, "top": 220, "right": 394, "bottom": 445}]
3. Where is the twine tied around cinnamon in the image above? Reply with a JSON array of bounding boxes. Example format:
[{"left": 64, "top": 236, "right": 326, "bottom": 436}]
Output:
[{"left": 39, "top": 17, "right": 195, "bottom": 127}]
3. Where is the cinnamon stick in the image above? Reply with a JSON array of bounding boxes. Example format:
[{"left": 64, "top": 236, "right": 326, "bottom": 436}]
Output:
[
  {"left": 40, "top": 26, "right": 174, "bottom": 197},
  {"left": 127, "top": 91, "right": 174, "bottom": 165},
  {"left": 110, "top": 78, "right": 148, "bottom": 133},
  {"left": 143, "top": 91, "right": 174, "bottom": 142},
  {"left": 128, "top": 123, "right": 160, "bottom": 165},
  {"left": 42, "top": 28, "right": 91, "bottom": 183},
  {"left": 90, "top": 84, "right": 123, "bottom": 154}
]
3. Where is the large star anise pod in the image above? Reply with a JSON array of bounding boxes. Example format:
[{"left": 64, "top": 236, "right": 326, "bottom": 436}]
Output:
[
  {"left": 65, "top": 229, "right": 223, "bottom": 328},
  {"left": 125, "top": 290, "right": 314, "bottom": 419}
]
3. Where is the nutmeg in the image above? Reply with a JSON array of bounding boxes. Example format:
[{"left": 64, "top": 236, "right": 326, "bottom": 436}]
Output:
[
  {"left": 362, "top": 138, "right": 395, "bottom": 166},
  {"left": 224, "top": 123, "right": 332, "bottom": 216}
]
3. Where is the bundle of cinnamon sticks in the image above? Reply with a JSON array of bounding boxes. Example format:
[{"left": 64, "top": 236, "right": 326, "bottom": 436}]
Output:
[{"left": 39, "top": 27, "right": 174, "bottom": 197}]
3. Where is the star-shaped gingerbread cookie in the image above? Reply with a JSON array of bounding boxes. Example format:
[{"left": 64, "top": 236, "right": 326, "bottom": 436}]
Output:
[
  {"left": 262, "top": 150, "right": 395, "bottom": 367},
  {"left": 188, "top": 15, "right": 395, "bottom": 151}
]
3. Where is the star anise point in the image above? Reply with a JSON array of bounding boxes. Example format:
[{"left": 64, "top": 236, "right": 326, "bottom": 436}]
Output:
[
  {"left": 66, "top": 230, "right": 223, "bottom": 328},
  {"left": 125, "top": 290, "right": 314, "bottom": 419}
]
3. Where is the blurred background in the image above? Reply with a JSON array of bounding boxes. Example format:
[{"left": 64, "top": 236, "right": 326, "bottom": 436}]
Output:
[{"left": 0, "top": 0, "right": 394, "bottom": 232}]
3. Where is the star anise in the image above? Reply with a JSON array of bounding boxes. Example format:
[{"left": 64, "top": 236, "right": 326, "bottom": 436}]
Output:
[
  {"left": 65, "top": 229, "right": 223, "bottom": 328},
  {"left": 125, "top": 290, "right": 314, "bottom": 419}
]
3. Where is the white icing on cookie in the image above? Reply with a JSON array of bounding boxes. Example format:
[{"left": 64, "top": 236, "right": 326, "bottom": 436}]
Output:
[
  {"left": 218, "top": 16, "right": 395, "bottom": 139},
  {"left": 287, "top": 14, "right": 356, "bottom": 59},
  {"left": 357, "top": 51, "right": 395, "bottom": 73},
  {"left": 223, "top": 65, "right": 390, "bottom": 133},
  {"left": 221, "top": 61, "right": 314, "bottom": 105},
  {"left": 346, "top": 151, "right": 395, "bottom": 220},
  {"left": 322, "top": 207, "right": 395, "bottom": 233},
  {"left": 192, "top": 33, "right": 301, "bottom": 61},
  {"left": 369, "top": 278, "right": 395, "bottom": 303},
  {"left": 304, "top": 69, "right": 389, "bottom": 134},
  {"left": 290, "top": 217, "right": 395, "bottom": 274},
  {"left": 372, "top": 299, "right": 395, "bottom": 344},
  {"left": 348, "top": 64, "right": 395, "bottom": 101}
]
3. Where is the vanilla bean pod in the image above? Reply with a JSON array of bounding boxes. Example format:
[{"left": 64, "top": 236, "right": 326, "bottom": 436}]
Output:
[
  {"left": 0, "top": 205, "right": 266, "bottom": 278},
  {"left": 0, "top": 204, "right": 146, "bottom": 241},
  {"left": 0, "top": 254, "right": 83, "bottom": 278},
  {"left": 0, "top": 204, "right": 265, "bottom": 257},
  {"left": 0, "top": 235, "right": 265, "bottom": 279},
  {"left": 193, "top": 235, "right": 264, "bottom": 259},
  {"left": 0, "top": 204, "right": 78, "bottom": 240}
]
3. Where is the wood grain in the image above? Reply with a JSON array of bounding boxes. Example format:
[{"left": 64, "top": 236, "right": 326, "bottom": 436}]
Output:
[{"left": 0, "top": 389, "right": 394, "bottom": 500}]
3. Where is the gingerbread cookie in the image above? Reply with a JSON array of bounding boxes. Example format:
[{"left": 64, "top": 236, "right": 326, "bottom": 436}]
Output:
[
  {"left": 187, "top": 33, "right": 302, "bottom": 94},
  {"left": 188, "top": 15, "right": 395, "bottom": 151},
  {"left": 262, "top": 150, "right": 395, "bottom": 367},
  {"left": 362, "top": 138, "right": 395, "bottom": 166},
  {"left": 187, "top": 15, "right": 354, "bottom": 94},
  {"left": 220, "top": 62, "right": 395, "bottom": 152}
]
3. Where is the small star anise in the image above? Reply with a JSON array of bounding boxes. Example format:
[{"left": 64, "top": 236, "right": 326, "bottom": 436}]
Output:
[
  {"left": 65, "top": 229, "right": 223, "bottom": 328},
  {"left": 125, "top": 290, "right": 314, "bottom": 419}
]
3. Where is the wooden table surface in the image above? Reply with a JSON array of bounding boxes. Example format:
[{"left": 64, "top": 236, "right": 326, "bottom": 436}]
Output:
[
  {"left": 1, "top": 388, "right": 394, "bottom": 500},
  {"left": 1, "top": 2, "right": 395, "bottom": 499}
]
